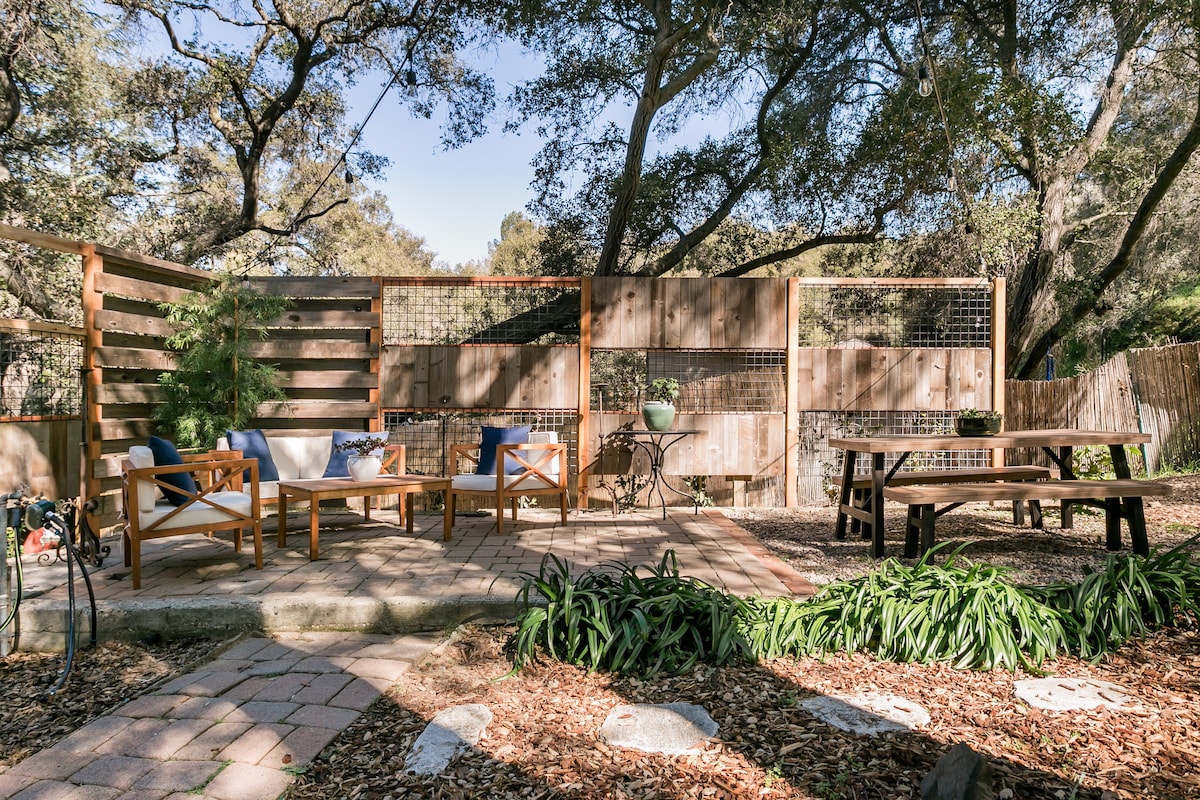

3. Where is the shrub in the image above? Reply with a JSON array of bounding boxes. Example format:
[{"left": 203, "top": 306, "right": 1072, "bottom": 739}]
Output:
[
  {"left": 508, "top": 541, "right": 1200, "bottom": 677},
  {"left": 506, "top": 552, "right": 752, "bottom": 677},
  {"left": 741, "top": 545, "right": 1068, "bottom": 672},
  {"left": 1026, "top": 537, "right": 1200, "bottom": 659}
]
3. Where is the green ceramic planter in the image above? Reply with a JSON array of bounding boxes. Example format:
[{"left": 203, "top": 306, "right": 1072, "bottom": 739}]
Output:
[
  {"left": 642, "top": 401, "right": 676, "bottom": 431},
  {"left": 955, "top": 416, "right": 1002, "bottom": 436}
]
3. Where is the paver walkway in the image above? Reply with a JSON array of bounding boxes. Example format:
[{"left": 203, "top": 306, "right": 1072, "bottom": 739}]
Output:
[{"left": 0, "top": 631, "right": 443, "bottom": 800}]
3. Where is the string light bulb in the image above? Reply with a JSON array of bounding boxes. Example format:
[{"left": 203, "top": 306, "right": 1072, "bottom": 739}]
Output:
[
  {"left": 917, "top": 63, "right": 933, "bottom": 97},
  {"left": 405, "top": 69, "right": 418, "bottom": 97},
  {"left": 946, "top": 166, "right": 957, "bottom": 192}
]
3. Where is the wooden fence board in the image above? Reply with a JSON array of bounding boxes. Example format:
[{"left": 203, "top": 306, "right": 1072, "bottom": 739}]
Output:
[
  {"left": 93, "top": 309, "right": 174, "bottom": 338},
  {"left": 255, "top": 275, "right": 379, "bottom": 297},
  {"left": 381, "top": 345, "right": 579, "bottom": 409},
  {"left": 94, "top": 384, "right": 163, "bottom": 404},
  {"left": 269, "top": 308, "right": 380, "bottom": 329},
  {"left": 94, "top": 272, "right": 193, "bottom": 305},
  {"left": 255, "top": 401, "right": 377, "bottom": 419},
  {"left": 279, "top": 370, "right": 378, "bottom": 389},
  {"left": 94, "top": 346, "right": 174, "bottom": 371},
  {"left": 248, "top": 340, "right": 375, "bottom": 360}
]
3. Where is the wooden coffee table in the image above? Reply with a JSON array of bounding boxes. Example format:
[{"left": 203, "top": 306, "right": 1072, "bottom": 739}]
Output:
[{"left": 277, "top": 474, "right": 452, "bottom": 560}]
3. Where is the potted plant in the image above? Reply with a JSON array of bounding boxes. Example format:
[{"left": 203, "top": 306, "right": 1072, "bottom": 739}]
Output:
[
  {"left": 642, "top": 377, "right": 680, "bottom": 431},
  {"left": 335, "top": 437, "right": 387, "bottom": 481},
  {"left": 954, "top": 408, "right": 1003, "bottom": 436}
]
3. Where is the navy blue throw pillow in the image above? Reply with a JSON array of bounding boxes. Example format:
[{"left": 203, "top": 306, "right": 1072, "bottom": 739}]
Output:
[
  {"left": 147, "top": 436, "right": 198, "bottom": 507},
  {"left": 323, "top": 430, "right": 389, "bottom": 478},
  {"left": 227, "top": 429, "right": 280, "bottom": 482},
  {"left": 477, "top": 425, "right": 531, "bottom": 475}
]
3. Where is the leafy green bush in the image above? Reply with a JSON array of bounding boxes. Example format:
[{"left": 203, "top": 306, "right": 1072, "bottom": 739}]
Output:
[
  {"left": 154, "top": 274, "right": 291, "bottom": 448},
  {"left": 508, "top": 542, "right": 1200, "bottom": 677},
  {"left": 741, "top": 545, "right": 1068, "bottom": 671},
  {"left": 506, "top": 552, "right": 752, "bottom": 677},
  {"left": 1026, "top": 538, "right": 1200, "bottom": 659}
]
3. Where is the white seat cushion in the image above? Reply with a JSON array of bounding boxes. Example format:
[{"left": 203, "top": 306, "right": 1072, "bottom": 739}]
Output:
[
  {"left": 136, "top": 490, "right": 254, "bottom": 530},
  {"left": 452, "top": 474, "right": 559, "bottom": 492}
]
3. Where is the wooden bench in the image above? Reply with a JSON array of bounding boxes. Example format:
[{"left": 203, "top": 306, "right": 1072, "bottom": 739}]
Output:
[
  {"left": 843, "top": 466, "right": 1054, "bottom": 539},
  {"left": 883, "top": 479, "right": 1172, "bottom": 558}
]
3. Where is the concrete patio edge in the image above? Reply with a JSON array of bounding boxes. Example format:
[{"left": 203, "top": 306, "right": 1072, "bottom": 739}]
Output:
[{"left": 15, "top": 594, "right": 525, "bottom": 651}]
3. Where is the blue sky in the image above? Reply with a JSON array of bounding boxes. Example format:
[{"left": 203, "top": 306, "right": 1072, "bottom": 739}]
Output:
[{"left": 348, "top": 48, "right": 545, "bottom": 268}]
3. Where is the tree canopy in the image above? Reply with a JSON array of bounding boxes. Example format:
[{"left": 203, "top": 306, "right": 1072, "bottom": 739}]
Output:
[{"left": 1, "top": 0, "right": 1199, "bottom": 373}]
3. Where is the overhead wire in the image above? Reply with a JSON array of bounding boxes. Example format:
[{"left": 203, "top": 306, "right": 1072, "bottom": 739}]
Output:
[{"left": 241, "top": 0, "right": 445, "bottom": 275}]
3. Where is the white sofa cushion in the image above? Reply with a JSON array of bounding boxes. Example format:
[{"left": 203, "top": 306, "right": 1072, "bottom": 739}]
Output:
[
  {"left": 218, "top": 434, "right": 334, "bottom": 484},
  {"left": 128, "top": 445, "right": 157, "bottom": 513},
  {"left": 267, "top": 436, "right": 333, "bottom": 480}
]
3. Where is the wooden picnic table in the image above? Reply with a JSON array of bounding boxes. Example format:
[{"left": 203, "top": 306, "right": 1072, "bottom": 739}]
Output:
[{"left": 830, "top": 429, "right": 1152, "bottom": 557}]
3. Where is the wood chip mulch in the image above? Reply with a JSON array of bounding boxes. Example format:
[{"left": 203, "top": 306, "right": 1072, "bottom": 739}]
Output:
[{"left": 285, "top": 625, "right": 1200, "bottom": 800}]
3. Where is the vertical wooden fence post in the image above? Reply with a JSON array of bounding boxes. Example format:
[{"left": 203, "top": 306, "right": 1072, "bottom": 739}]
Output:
[
  {"left": 577, "top": 277, "right": 592, "bottom": 509},
  {"left": 82, "top": 244, "right": 103, "bottom": 504},
  {"left": 991, "top": 276, "right": 1007, "bottom": 468},
  {"left": 785, "top": 278, "right": 800, "bottom": 507}
]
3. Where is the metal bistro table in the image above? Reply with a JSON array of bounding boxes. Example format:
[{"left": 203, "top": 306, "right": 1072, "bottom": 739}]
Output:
[
  {"left": 606, "top": 429, "right": 701, "bottom": 519},
  {"left": 831, "top": 428, "right": 1152, "bottom": 558}
]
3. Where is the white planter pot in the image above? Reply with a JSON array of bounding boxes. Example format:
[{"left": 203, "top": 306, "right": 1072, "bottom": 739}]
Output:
[{"left": 346, "top": 455, "right": 382, "bottom": 482}]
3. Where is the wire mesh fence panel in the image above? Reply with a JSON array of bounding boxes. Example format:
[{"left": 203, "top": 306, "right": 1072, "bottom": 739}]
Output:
[
  {"left": 796, "top": 283, "right": 993, "bottom": 348},
  {"left": 0, "top": 326, "right": 85, "bottom": 419},
  {"left": 382, "top": 281, "right": 581, "bottom": 346},
  {"left": 383, "top": 409, "right": 579, "bottom": 490},
  {"left": 797, "top": 410, "right": 990, "bottom": 503},
  {"left": 591, "top": 350, "right": 786, "bottom": 413}
]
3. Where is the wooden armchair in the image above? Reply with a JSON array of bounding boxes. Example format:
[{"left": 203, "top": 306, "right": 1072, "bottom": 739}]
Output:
[
  {"left": 121, "top": 447, "right": 263, "bottom": 589},
  {"left": 448, "top": 431, "right": 569, "bottom": 534}
]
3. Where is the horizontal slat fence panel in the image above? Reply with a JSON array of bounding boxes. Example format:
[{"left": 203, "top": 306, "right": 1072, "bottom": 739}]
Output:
[
  {"left": 382, "top": 345, "right": 578, "bottom": 409},
  {"left": 590, "top": 277, "right": 787, "bottom": 349},
  {"left": 796, "top": 348, "right": 992, "bottom": 411},
  {"left": 85, "top": 251, "right": 381, "bottom": 527}
]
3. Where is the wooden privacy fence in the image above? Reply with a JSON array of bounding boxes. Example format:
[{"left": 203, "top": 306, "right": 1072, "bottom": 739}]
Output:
[
  {"left": 1007, "top": 342, "right": 1200, "bottom": 472},
  {"left": 2, "top": 223, "right": 1005, "bottom": 520},
  {"left": 382, "top": 276, "right": 1004, "bottom": 506}
]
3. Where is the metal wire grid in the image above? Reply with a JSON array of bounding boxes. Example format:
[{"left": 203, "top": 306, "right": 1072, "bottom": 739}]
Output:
[
  {"left": 382, "top": 282, "right": 581, "bottom": 346},
  {"left": 383, "top": 410, "right": 579, "bottom": 479},
  {"left": 800, "top": 409, "right": 990, "bottom": 478},
  {"left": 591, "top": 349, "right": 786, "bottom": 413},
  {"left": 796, "top": 284, "right": 993, "bottom": 348},
  {"left": 0, "top": 330, "right": 84, "bottom": 418}
]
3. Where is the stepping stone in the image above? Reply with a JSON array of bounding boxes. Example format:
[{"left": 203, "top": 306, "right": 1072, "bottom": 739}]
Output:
[
  {"left": 404, "top": 704, "right": 493, "bottom": 775},
  {"left": 1013, "top": 677, "right": 1133, "bottom": 711},
  {"left": 800, "top": 693, "right": 931, "bottom": 734},
  {"left": 599, "top": 702, "right": 718, "bottom": 754}
]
